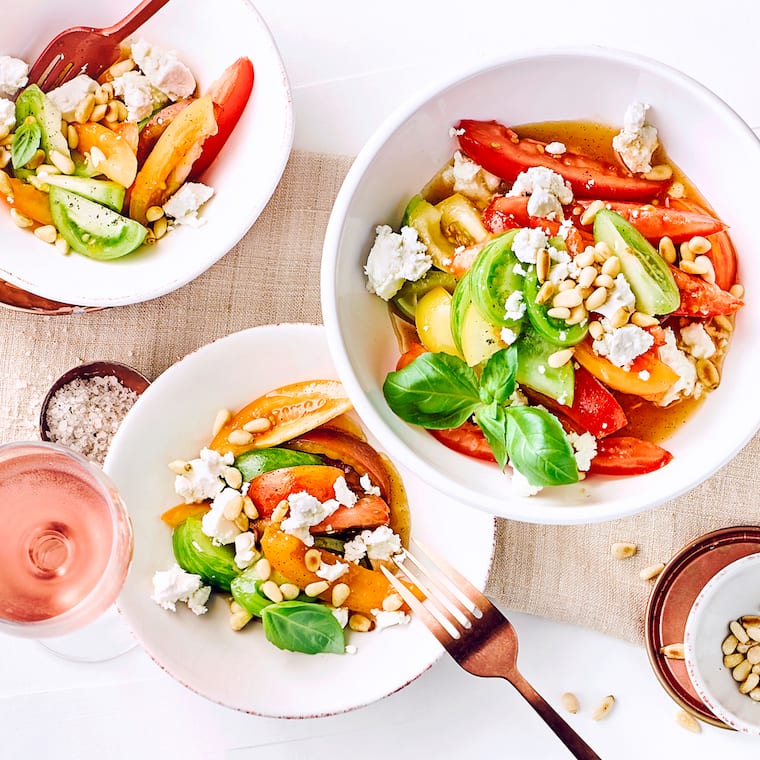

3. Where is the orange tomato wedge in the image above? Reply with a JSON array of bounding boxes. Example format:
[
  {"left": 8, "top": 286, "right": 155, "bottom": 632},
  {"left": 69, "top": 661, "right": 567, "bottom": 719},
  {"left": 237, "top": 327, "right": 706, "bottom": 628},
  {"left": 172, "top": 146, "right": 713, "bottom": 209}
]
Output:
[
  {"left": 160, "top": 501, "right": 211, "bottom": 528},
  {"left": 129, "top": 96, "right": 217, "bottom": 224},
  {"left": 573, "top": 337, "right": 678, "bottom": 397},
  {"left": 209, "top": 379, "right": 353, "bottom": 457},
  {"left": 74, "top": 122, "right": 138, "bottom": 188},
  {"left": 3, "top": 178, "right": 54, "bottom": 225},
  {"left": 109, "top": 121, "right": 140, "bottom": 154}
]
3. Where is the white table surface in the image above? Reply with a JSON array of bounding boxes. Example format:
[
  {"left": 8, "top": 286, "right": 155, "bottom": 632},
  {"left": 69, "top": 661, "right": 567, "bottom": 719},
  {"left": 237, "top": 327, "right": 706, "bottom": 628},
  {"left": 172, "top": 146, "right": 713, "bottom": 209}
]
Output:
[{"left": 3, "top": 1, "right": 760, "bottom": 757}]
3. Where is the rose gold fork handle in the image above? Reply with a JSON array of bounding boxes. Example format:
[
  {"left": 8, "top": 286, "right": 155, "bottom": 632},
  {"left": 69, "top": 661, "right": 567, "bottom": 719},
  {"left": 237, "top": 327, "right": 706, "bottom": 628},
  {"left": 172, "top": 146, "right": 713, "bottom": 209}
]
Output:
[
  {"left": 506, "top": 670, "right": 602, "bottom": 760},
  {"left": 100, "top": 0, "right": 173, "bottom": 42}
]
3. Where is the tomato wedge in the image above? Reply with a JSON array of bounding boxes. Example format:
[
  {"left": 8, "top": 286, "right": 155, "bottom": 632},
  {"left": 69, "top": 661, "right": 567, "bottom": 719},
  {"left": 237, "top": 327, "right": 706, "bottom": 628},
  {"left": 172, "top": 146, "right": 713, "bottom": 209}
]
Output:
[
  {"left": 109, "top": 121, "right": 139, "bottom": 154},
  {"left": 456, "top": 119, "right": 669, "bottom": 200},
  {"left": 190, "top": 57, "right": 254, "bottom": 180},
  {"left": 396, "top": 342, "right": 428, "bottom": 370},
  {"left": 73, "top": 122, "right": 138, "bottom": 188},
  {"left": 136, "top": 100, "right": 194, "bottom": 165},
  {"left": 429, "top": 421, "right": 496, "bottom": 462},
  {"left": 669, "top": 266, "right": 743, "bottom": 317},
  {"left": 209, "top": 379, "right": 353, "bottom": 457},
  {"left": 160, "top": 501, "right": 210, "bottom": 528},
  {"left": 588, "top": 436, "right": 673, "bottom": 475},
  {"left": 3, "top": 178, "right": 54, "bottom": 225},
  {"left": 574, "top": 200, "right": 725, "bottom": 243}
]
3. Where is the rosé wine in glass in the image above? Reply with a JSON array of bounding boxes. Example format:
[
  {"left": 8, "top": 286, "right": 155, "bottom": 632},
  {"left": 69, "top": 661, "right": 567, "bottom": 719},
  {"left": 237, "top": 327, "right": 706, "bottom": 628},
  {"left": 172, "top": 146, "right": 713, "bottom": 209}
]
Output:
[{"left": 0, "top": 441, "right": 133, "bottom": 651}]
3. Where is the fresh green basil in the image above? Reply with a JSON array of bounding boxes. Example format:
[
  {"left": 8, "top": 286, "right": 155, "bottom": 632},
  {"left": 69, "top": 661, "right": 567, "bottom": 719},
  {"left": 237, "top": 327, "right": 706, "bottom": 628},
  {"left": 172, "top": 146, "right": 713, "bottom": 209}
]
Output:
[
  {"left": 11, "top": 116, "right": 41, "bottom": 170},
  {"left": 504, "top": 406, "right": 578, "bottom": 486},
  {"left": 474, "top": 401, "right": 509, "bottom": 470},
  {"left": 261, "top": 601, "right": 345, "bottom": 655},
  {"left": 382, "top": 351, "right": 481, "bottom": 429},
  {"left": 479, "top": 347, "right": 517, "bottom": 405}
]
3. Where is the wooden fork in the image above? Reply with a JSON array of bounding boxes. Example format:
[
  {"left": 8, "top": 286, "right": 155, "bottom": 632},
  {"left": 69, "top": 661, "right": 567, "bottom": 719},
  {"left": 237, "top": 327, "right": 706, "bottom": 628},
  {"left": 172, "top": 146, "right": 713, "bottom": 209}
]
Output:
[
  {"left": 28, "top": 0, "right": 172, "bottom": 91},
  {"left": 382, "top": 541, "right": 602, "bottom": 760}
]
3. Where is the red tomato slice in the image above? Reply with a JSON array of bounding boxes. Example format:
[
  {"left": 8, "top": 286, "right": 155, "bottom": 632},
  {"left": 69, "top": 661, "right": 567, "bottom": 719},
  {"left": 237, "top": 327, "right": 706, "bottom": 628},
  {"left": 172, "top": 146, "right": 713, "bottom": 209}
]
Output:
[
  {"left": 189, "top": 57, "right": 254, "bottom": 180},
  {"left": 396, "top": 343, "right": 428, "bottom": 370},
  {"left": 573, "top": 200, "right": 725, "bottom": 243},
  {"left": 136, "top": 100, "right": 194, "bottom": 165},
  {"left": 311, "top": 494, "right": 390, "bottom": 533},
  {"left": 588, "top": 436, "right": 673, "bottom": 475},
  {"left": 429, "top": 422, "right": 496, "bottom": 462},
  {"left": 669, "top": 266, "right": 743, "bottom": 317},
  {"left": 456, "top": 119, "right": 669, "bottom": 201}
]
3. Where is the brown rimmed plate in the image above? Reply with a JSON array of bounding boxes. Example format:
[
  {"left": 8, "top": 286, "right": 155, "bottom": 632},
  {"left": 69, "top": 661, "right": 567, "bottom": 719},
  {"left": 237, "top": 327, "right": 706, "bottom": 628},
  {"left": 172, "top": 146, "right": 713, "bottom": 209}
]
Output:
[
  {"left": 0, "top": 277, "right": 103, "bottom": 315},
  {"left": 645, "top": 525, "right": 760, "bottom": 728}
]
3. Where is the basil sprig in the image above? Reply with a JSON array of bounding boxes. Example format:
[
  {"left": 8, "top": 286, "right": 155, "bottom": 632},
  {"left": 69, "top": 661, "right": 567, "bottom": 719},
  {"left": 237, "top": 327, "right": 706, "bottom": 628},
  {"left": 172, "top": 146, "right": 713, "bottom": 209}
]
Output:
[
  {"left": 383, "top": 347, "right": 578, "bottom": 487},
  {"left": 11, "top": 116, "right": 42, "bottom": 170},
  {"left": 261, "top": 601, "right": 345, "bottom": 655}
]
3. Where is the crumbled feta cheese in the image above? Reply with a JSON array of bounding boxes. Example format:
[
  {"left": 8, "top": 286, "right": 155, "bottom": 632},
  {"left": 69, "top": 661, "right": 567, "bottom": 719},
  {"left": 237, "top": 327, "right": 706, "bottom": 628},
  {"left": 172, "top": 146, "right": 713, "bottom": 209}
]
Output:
[
  {"left": 612, "top": 102, "right": 658, "bottom": 174},
  {"left": 448, "top": 126, "right": 465, "bottom": 137},
  {"left": 333, "top": 476, "right": 358, "bottom": 508},
  {"left": 593, "top": 273, "right": 637, "bottom": 319},
  {"left": 0, "top": 98, "right": 14, "bottom": 132},
  {"left": 511, "top": 227, "right": 548, "bottom": 264},
  {"left": 316, "top": 559, "right": 349, "bottom": 582},
  {"left": 592, "top": 323, "right": 653, "bottom": 369},
  {"left": 567, "top": 431, "right": 598, "bottom": 471},
  {"left": 545, "top": 142, "right": 566, "bottom": 155},
  {"left": 131, "top": 38, "right": 196, "bottom": 101},
  {"left": 638, "top": 370, "right": 651, "bottom": 381},
  {"left": 442, "top": 150, "right": 501, "bottom": 205},
  {"left": 163, "top": 182, "right": 215, "bottom": 227},
  {"left": 364, "top": 224, "right": 431, "bottom": 300},
  {"left": 47, "top": 75, "right": 99, "bottom": 121},
  {"left": 202, "top": 487, "right": 244, "bottom": 545},
  {"left": 281, "top": 491, "right": 340, "bottom": 546},
  {"left": 657, "top": 327, "right": 698, "bottom": 406},
  {"left": 234, "top": 531, "right": 259, "bottom": 569},
  {"left": 680, "top": 322, "right": 716, "bottom": 359},
  {"left": 112, "top": 70, "right": 168, "bottom": 121},
  {"left": 503, "top": 290, "right": 526, "bottom": 321},
  {"left": 174, "top": 447, "right": 233, "bottom": 503},
  {"left": 512, "top": 262, "right": 528, "bottom": 277},
  {"left": 507, "top": 166, "right": 573, "bottom": 220},
  {"left": 371, "top": 609, "right": 411, "bottom": 630},
  {"left": 343, "top": 525, "right": 402, "bottom": 563},
  {"left": 500, "top": 326, "right": 518, "bottom": 346},
  {"left": 0, "top": 55, "right": 28, "bottom": 98},
  {"left": 151, "top": 563, "right": 211, "bottom": 615},
  {"left": 511, "top": 467, "right": 542, "bottom": 497},
  {"left": 359, "top": 473, "right": 381, "bottom": 497},
  {"left": 331, "top": 607, "right": 349, "bottom": 628},
  {"left": 345, "top": 644, "right": 358, "bottom": 654}
]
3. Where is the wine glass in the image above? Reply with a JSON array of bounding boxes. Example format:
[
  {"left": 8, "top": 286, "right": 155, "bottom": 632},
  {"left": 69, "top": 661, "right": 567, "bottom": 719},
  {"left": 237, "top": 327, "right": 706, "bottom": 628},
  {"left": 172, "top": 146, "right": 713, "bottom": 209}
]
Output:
[{"left": 0, "top": 440, "right": 135, "bottom": 661}]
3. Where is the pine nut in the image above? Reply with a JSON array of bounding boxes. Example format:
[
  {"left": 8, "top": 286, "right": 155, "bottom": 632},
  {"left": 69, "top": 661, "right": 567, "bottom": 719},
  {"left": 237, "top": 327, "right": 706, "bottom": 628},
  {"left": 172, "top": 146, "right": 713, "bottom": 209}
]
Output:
[
  {"left": 560, "top": 692, "right": 579, "bottom": 714},
  {"left": 280, "top": 583, "right": 300, "bottom": 601},
  {"left": 658, "top": 236, "right": 677, "bottom": 264},
  {"left": 747, "top": 626, "right": 760, "bottom": 642},
  {"left": 733, "top": 659, "right": 753, "bottom": 682},
  {"left": 696, "top": 358, "right": 719, "bottom": 388},
  {"left": 10, "top": 208, "right": 33, "bottom": 228},
  {"left": 537, "top": 247, "right": 550, "bottom": 283},
  {"left": 242, "top": 497, "right": 258, "bottom": 520},
  {"left": 227, "top": 429, "right": 254, "bottom": 446},
  {"left": 588, "top": 320, "right": 604, "bottom": 340},
  {"left": 0, "top": 170, "right": 11, "bottom": 196},
  {"left": 547, "top": 348, "right": 574, "bottom": 368},
  {"left": 584, "top": 286, "right": 608, "bottom": 312},
  {"left": 750, "top": 688, "right": 760, "bottom": 702},
  {"left": 305, "top": 580, "right": 329, "bottom": 597},
  {"left": 382, "top": 593, "right": 404, "bottom": 612},
  {"left": 108, "top": 58, "right": 136, "bottom": 78},
  {"left": 575, "top": 248, "right": 596, "bottom": 268},
  {"left": 100, "top": 82, "right": 114, "bottom": 101},
  {"left": 222, "top": 466, "right": 243, "bottom": 490},
  {"left": 243, "top": 417, "right": 272, "bottom": 433},
  {"left": 33, "top": 225, "right": 58, "bottom": 244},
  {"left": 611, "top": 542, "right": 637, "bottom": 560},
  {"left": 630, "top": 312, "right": 659, "bottom": 328},
  {"left": 594, "top": 273, "right": 615, "bottom": 290},
  {"left": 722, "top": 634, "right": 739, "bottom": 655},
  {"left": 724, "top": 653, "right": 745, "bottom": 668},
  {"left": 712, "top": 314, "right": 733, "bottom": 333},
  {"left": 675, "top": 710, "right": 701, "bottom": 733},
  {"left": 90, "top": 103, "right": 107, "bottom": 122},
  {"left": 740, "top": 673, "right": 760, "bottom": 694},
  {"left": 271, "top": 499, "right": 289, "bottom": 522},
  {"left": 688, "top": 236, "right": 712, "bottom": 255},
  {"left": 234, "top": 513, "right": 249, "bottom": 532},
  {"left": 74, "top": 94, "right": 95, "bottom": 123},
  {"left": 730, "top": 620, "right": 750, "bottom": 643},
  {"left": 104, "top": 101, "right": 121, "bottom": 122},
  {"left": 0, "top": 148, "right": 10, "bottom": 169},
  {"left": 730, "top": 283, "right": 745, "bottom": 299},
  {"left": 738, "top": 642, "right": 750, "bottom": 654},
  {"left": 332, "top": 582, "right": 351, "bottom": 608},
  {"left": 93, "top": 86, "right": 109, "bottom": 106},
  {"left": 55, "top": 236, "right": 70, "bottom": 255},
  {"left": 349, "top": 613, "right": 372, "bottom": 632},
  {"left": 552, "top": 289, "right": 583, "bottom": 309},
  {"left": 660, "top": 643, "right": 684, "bottom": 659},
  {"left": 579, "top": 200, "right": 605, "bottom": 226},
  {"left": 146, "top": 205, "right": 165, "bottom": 223},
  {"left": 153, "top": 216, "right": 168, "bottom": 240},
  {"left": 261, "top": 579, "right": 283, "bottom": 603},
  {"left": 668, "top": 181, "right": 685, "bottom": 199},
  {"left": 566, "top": 305, "right": 587, "bottom": 325},
  {"left": 211, "top": 408, "right": 232, "bottom": 436},
  {"left": 35, "top": 163, "right": 61, "bottom": 177},
  {"left": 639, "top": 562, "right": 665, "bottom": 581},
  {"left": 578, "top": 265, "right": 598, "bottom": 288},
  {"left": 229, "top": 608, "right": 252, "bottom": 631},
  {"left": 601, "top": 256, "right": 621, "bottom": 278},
  {"left": 591, "top": 695, "right": 615, "bottom": 721},
  {"left": 0, "top": 124, "right": 8, "bottom": 141},
  {"left": 222, "top": 493, "right": 244, "bottom": 520},
  {"left": 609, "top": 307, "right": 630, "bottom": 329},
  {"left": 643, "top": 164, "right": 673, "bottom": 181},
  {"left": 558, "top": 279, "right": 576, "bottom": 292},
  {"left": 594, "top": 241, "right": 612, "bottom": 262},
  {"left": 694, "top": 255, "right": 715, "bottom": 283},
  {"left": 304, "top": 549, "right": 322, "bottom": 573},
  {"left": 679, "top": 241, "right": 696, "bottom": 263},
  {"left": 535, "top": 281, "right": 554, "bottom": 305},
  {"left": 49, "top": 149, "right": 75, "bottom": 175},
  {"left": 742, "top": 615, "right": 760, "bottom": 627},
  {"left": 547, "top": 306, "right": 571, "bottom": 320}
]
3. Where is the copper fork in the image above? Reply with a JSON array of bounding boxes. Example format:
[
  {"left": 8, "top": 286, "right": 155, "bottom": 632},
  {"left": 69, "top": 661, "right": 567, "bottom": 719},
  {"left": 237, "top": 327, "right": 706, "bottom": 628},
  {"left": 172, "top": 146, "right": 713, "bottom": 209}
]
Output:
[
  {"left": 382, "top": 541, "right": 602, "bottom": 760},
  {"left": 28, "top": 0, "right": 172, "bottom": 91}
]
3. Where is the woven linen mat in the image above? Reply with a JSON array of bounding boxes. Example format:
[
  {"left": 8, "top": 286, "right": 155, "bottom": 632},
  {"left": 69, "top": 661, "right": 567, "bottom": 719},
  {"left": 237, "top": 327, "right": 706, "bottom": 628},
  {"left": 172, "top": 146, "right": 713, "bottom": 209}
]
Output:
[{"left": 1, "top": 150, "right": 758, "bottom": 646}]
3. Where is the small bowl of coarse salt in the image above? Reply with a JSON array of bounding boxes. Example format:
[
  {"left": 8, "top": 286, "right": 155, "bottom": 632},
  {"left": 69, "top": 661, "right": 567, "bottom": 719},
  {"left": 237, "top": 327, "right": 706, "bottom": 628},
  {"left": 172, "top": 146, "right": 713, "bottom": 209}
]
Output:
[{"left": 40, "top": 361, "right": 151, "bottom": 466}]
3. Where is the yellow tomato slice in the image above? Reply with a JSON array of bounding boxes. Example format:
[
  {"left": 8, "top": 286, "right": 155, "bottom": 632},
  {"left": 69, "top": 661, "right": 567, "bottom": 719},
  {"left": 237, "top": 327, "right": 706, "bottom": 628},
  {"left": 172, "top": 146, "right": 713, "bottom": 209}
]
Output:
[
  {"left": 74, "top": 122, "right": 138, "bottom": 188},
  {"left": 209, "top": 379, "right": 353, "bottom": 457},
  {"left": 129, "top": 96, "right": 217, "bottom": 224}
]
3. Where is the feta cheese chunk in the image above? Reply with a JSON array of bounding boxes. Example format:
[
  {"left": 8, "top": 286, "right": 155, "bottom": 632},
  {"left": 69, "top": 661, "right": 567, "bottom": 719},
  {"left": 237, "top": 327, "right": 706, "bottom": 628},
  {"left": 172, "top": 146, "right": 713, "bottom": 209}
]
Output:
[
  {"left": 442, "top": 150, "right": 501, "bottom": 205},
  {"left": 507, "top": 166, "right": 573, "bottom": 220},
  {"left": 112, "top": 70, "right": 168, "bottom": 121},
  {"left": 162, "top": 182, "right": 215, "bottom": 227},
  {"left": 234, "top": 531, "right": 259, "bottom": 569},
  {"left": 174, "top": 447, "right": 233, "bottom": 503},
  {"left": 511, "top": 467, "right": 543, "bottom": 497},
  {"left": 359, "top": 473, "right": 381, "bottom": 497},
  {"left": 202, "top": 487, "right": 245, "bottom": 545},
  {"left": 657, "top": 327, "right": 698, "bottom": 406},
  {"left": 680, "top": 322, "right": 716, "bottom": 359},
  {"left": 567, "top": 431, "right": 598, "bottom": 471},
  {"left": 592, "top": 323, "right": 653, "bottom": 369},
  {"left": 47, "top": 75, "right": 99, "bottom": 121},
  {"left": 316, "top": 559, "right": 349, "bottom": 582},
  {"left": 343, "top": 525, "right": 402, "bottom": 563},
  {"left": 281, "top": 491, "right": 340, "bottom": 546},
  {"left": 503, "top": 290, "right": 526, "bottom": 321},
  {"left": 511, "top": 227, "right": 548, "bottom": 265},
  {"left": 130, "top": 38, "right": 196, "bottom": 101},
  {"left": 364, "top": 224, "right": 431, "bottom": 300},
  {"left": 0, "top": 55, "right": 28, "bottom": 98},
  {"left": 371, "top": 609, "right": 411, "bottom": 630},
  {"left": 593, "top": 273, "right": 637, "bottom": 320},
  {"left": 500, "top": 326, "right": 519, "bottom": 346},
  {"left": 151, "top": 563, "right": 211, "bottom": 615},
  {"left": 333, "top": 475, "right": 358, "bottom": 508},
  {"left": 0, "top": 98, "right": 15, "bottom": 133},
  {"left": 612, "top": 102, "right": 659, "bottom": 174},
  {"left": 545, "top": 142, "right": 566, "bottom": 155}
]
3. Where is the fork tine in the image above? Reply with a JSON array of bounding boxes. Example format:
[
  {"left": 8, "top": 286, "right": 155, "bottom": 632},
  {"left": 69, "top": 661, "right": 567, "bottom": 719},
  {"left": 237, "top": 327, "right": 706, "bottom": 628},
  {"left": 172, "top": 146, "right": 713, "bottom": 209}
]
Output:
[{"left": 34, "top": 54, "right": 71, "bottom": 91}]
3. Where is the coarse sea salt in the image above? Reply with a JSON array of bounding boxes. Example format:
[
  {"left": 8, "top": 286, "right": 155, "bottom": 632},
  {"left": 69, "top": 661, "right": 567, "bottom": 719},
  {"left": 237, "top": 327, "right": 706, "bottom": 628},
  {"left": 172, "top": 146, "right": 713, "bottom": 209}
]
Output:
[{"left": 44, "top": 375, "right": 139, "bottom": 465}]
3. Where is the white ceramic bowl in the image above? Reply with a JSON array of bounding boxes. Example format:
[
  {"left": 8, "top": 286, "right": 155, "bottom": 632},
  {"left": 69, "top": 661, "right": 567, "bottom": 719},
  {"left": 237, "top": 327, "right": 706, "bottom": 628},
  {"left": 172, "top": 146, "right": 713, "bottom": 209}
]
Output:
[
  {"left": 321, "top": 46, "right": 760, "bottom": 524},
  {"left": 104, "top": 324, "right": 495, "bottom": 717},
  {"left": 0, "top": 0, "right": 293, "bottom": 307},
  {"left": 684, "top": 552, "right": 760, "bottom": 734}
]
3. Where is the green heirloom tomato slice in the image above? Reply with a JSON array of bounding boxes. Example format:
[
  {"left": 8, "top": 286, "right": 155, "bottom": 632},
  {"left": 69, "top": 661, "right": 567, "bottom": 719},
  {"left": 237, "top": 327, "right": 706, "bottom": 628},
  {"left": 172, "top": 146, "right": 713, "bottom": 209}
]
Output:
[
  {"left": 515, "top": 325, "right": 575, "bottom": 406},
  {"left": 391, "top": 269, "right": 457, "bottom": 322},
  {"left": 523, "top": 266, "right": 588, "bottom": 347}
]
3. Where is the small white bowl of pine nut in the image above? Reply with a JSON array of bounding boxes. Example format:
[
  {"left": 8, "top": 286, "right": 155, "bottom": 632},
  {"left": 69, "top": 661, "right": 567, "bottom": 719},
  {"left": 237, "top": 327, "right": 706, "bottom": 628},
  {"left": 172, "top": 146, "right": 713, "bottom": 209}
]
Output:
[{"left": 684, "top": 552, "right": 760, "bottom": 734}]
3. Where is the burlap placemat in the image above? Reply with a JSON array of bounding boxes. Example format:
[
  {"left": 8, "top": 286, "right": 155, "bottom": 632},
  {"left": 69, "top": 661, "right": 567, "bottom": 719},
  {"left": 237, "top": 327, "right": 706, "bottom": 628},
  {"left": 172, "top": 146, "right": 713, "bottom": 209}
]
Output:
[{"left": 2, "top": 150, "right": 757, "bottom": 645}]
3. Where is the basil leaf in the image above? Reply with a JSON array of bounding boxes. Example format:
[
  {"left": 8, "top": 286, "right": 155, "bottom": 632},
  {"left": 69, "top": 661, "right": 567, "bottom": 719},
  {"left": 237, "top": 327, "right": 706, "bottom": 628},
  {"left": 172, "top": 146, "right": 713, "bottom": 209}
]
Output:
[
  {"left": 504, "top": 405, "right": 579, "bottom": 486},
  {"left": 383, "top": 352, "right": 481, "bottom": 429},
  {"left": 479, "top": 347, "right": 517, "bottom": 405},
  {"left": 474, "top": 401, "right": 509, "bottom": 470},
  {"left": 11, "top": 117, "right": 41, "bottom": 170},
  {"left": 261, "top": 601, "right": 345, "bottom": 655}
]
